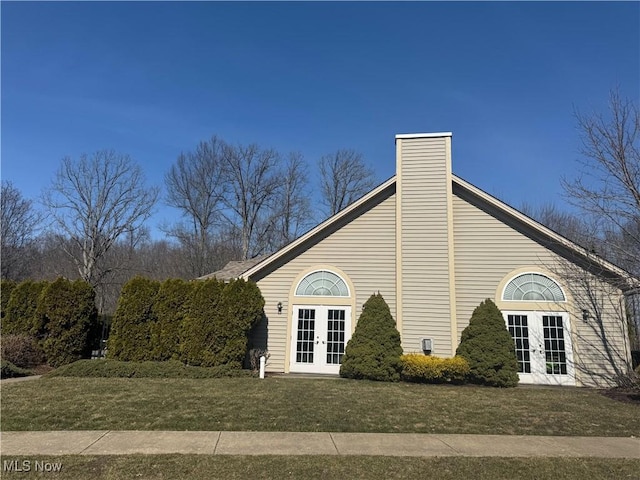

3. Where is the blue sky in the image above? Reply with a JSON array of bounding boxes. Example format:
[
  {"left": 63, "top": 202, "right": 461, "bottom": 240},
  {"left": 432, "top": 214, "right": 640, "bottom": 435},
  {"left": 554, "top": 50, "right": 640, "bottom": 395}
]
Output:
[{"left": 2, "top": 1, "right": 639, "bottom": 237}]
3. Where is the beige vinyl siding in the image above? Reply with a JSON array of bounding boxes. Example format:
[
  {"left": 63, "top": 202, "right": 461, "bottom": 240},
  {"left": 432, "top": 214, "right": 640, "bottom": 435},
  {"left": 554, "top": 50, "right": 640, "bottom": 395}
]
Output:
[
  {"left": 452, "top": 191, "right": 630, "bottom": 387},
  {"left": 253, "top": 192, "right": 397, "bottom": 373},
  {"left": 398, "top": 137, "right": 452, "bottom": 355}
]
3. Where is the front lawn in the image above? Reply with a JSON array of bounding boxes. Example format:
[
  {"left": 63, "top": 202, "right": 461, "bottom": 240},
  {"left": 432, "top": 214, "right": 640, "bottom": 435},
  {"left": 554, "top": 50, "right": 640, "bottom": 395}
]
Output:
[
  {"left": 0, "top": 455, "right": 639, "bottom": 480},
  {"left": 2, "top": 377, "right": 638, "bottom": 436}
]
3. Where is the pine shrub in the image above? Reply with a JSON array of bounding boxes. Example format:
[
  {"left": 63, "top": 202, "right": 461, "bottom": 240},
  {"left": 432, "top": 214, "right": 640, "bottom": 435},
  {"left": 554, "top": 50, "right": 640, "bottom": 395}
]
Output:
[
  {"left": 400, "top": 353, "right": 469, "bottom": 384},
  {"left": 108, "top": 277, "right": 160, "bottom": 361},
  {"left": 340, "top": 293, "right": 403, "bottom": 381},
  {"left": 38, "top": 278, "right": 98, "bottom": 367},
  {"left": 150, "top": 279, "right": 193, "bottom": 361},
  {"left": 47, "top": 359, "right": 253, "bottom": 379},
  {"left": 455, "top": 298, "right": 519, "bottom": 387},
  {"left": 181, "top": 278, "right": 225, "bottom": 366},
  {"left": 1, "top": 280, "right": 17, "bottom": 322},
  {"left": 3, "top": 280, "right": 48, "bottom": 336},
  {"left": 0, "top": 359, "right": 32, "bottom": 379},
  {"left": 218, "top": 278, "right": 265, "bottom": 366},
  {"left": 181, "top": 278, "right": 264, "bottom": 367}
]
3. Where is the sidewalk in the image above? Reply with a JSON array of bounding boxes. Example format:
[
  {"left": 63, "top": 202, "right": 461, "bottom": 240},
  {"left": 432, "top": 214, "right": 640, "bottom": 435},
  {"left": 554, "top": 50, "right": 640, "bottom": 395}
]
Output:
[{"left": 2, "top": 431, "right": 639, "bottom": 458}]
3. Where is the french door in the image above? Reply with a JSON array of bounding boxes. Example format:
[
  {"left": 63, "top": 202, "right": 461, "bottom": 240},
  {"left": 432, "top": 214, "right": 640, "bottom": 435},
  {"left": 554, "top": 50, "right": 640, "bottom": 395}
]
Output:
[
  {"left": 503, "top": 311, "right": 575, "bottom": 386},
  {"left": 290, "top": 305, "right": 352, "bottom": 374}
]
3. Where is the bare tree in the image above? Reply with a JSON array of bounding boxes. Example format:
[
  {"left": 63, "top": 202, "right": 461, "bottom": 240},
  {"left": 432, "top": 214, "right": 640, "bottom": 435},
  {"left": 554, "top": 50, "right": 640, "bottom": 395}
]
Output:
[
  {"left": 1, "top": 181, "right": 42, "bottom": 280},
  {"left": 562, "top": 88, "right": 640, "bottom": 275},
  {"left": 42, "top": 150, "right": 159, "bottom": 303},
  {"left": 319, "top": 149, "right": 377, "bottom": 217},
  {"left": 221, "top": 142, "right": 282, "bottom": 259},
  {"left": 562, "top": 88, "right": 640, "bottom": 354},
  {"left": 520, "top": 202, "right": 599, "bottom": 251},
  {"left": 268, "top": 151, "right": 312, "bottom": 249},
  {"left": 165, "top": 136, "right": 227, "bottom": 276}
]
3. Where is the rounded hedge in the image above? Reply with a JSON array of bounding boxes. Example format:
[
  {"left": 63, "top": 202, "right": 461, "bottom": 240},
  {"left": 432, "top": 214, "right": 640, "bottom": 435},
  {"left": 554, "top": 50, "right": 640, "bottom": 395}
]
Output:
[
  {"left": 340, "top": 293, "right": 403, "bottom": 382},
  {"left": 455, "top": 298, "right": 519, "bottom": 388}
]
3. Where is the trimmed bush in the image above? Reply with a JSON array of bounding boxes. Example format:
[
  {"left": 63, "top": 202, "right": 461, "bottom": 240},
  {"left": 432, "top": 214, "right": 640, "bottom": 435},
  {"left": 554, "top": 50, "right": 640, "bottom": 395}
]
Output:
[
  {"left": 0, "top": 359, "right": 33, "bottom": 379},
  {"left": 218, "top": 278, "right": 266, "bottom": 366},
  {"left": 400, "top": 353, "right": 469, "bottom": 384},
  {"left": 340, "top": 293, "right": 403, "bottom": 382},
  {"left": 108, "top": 277, "right": 160, "bottom": 361},
  {"left": 3, "top": 280, "right": 48, "bottom": 336},
  {"left": 1, "top": 279, "right": 17, "bottom": 322},
  {"left": 47, "top": 359, "right": 253, "bottom": 379},
  {"left": 150, "top": 279, "right": 193, "bottom": 361},
  {"left": 181, "top": 278, "right": 264, "bottom": 367},
  {"left": 456, "top": 298, "right": 519, "bottom": 388},
  {"left": 0, "top": 334, "right": 45, "bottom": 368},
  {"left": 38, "top": 278, "right": 98, "bottom": 367}
]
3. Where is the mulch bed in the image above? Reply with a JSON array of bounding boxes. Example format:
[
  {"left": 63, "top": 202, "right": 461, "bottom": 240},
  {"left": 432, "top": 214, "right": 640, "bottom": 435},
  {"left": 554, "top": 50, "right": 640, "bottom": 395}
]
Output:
[{"left": 600, "top": 388, "right": 640, "bottom": 405}]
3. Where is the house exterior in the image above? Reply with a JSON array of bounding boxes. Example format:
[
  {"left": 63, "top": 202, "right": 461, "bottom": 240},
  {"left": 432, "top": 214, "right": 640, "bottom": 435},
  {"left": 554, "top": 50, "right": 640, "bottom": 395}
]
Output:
[{"left": 204, "top": 132, "right": 635, "bottom": 387}]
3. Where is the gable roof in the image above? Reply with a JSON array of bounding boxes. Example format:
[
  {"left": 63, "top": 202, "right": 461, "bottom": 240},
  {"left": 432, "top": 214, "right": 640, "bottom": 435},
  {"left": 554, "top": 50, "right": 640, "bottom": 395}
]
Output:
[
  {"left": 214, "top": 174, "right": 635, "bottom": 291},
  {"left": 199, "top": 255, "right": 268, "bottom": 281}
]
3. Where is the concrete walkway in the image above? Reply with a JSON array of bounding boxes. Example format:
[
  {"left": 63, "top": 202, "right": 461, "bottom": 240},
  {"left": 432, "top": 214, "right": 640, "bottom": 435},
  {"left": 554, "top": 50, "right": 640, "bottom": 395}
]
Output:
[{"left": 1, "top": 431, "right": 638, "bottom": 458}]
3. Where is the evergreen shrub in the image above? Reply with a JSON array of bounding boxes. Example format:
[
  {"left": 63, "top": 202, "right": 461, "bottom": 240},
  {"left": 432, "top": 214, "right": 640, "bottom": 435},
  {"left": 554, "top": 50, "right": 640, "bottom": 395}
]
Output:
[
  {"left": 1, "top": 279, "right": 17, "bottom": 322},
  {"left": 455, "top": 298, "right": 519, "bottom": 387},
  {"left": 46, "top": 359, "right": 253, "bottom": 378},
  {"left": 38, "top": 278, "right": 98, "bottom": 367},
  {"left": 108, "top": 277, "right": 160, "bottom": 361},
  {"left": 0, "top": 359, "right": 32, "bottom": 379},
  {"left": 150, "top": 279, "right": 193, "bottom": 361},
  {"left": 181, "top": 278, "right": 264, "bottom": 367},
  {"left": 340, "top": 293, "right": 403, "bottom": 381},
  {"left": 3, "top": 280, "right": 48, "bottom": 336},
  {"left": 400, "top": 353, "right": 469, "bottom": 384}
]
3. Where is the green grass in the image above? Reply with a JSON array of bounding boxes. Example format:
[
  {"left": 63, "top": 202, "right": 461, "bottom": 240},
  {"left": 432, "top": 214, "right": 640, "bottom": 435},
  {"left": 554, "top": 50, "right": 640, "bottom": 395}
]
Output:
[
  {"left": 2, "top": 377, "right": 639, "bottom": 435},
  {"left": 0, "top": 456, "right": 639, "bottom": 480},
  {"left": 47, "top": 359, "right": 254, "bottom": 378}
]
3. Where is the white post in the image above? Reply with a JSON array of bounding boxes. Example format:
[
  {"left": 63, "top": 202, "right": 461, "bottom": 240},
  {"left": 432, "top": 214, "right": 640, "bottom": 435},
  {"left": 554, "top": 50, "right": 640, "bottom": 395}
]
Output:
[{"left": 259, "top": 355, "right": 266, "bottom": 379}]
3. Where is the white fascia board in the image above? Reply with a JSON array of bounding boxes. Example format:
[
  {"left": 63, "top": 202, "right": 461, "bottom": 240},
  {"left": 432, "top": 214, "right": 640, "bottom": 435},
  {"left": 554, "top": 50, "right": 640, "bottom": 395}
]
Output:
[
  {"left": 395, "top": 132, "right": 453, "bottom": 139},
  {"left": 241, "top": 176, "right": 397, "bottom": 280}
]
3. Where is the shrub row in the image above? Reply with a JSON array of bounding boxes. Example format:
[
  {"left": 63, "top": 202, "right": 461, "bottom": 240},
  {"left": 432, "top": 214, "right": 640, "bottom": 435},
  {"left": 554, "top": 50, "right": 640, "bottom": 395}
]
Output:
[
  {"left": 47, "top": 359, "right": 254, "bottom": 379},
  {"left": 400, "top": 354, "right": 470, "bottom": 384},
  {"left": 107, "top": 276, "right": 265, "bottom": 367},
  {"left": 0, "top": 359, "right": 33, "bottom": 379},
  {"left": 1, "top": 278, "right": 99, "bottom": 368},
  {"left": 339, "top": 295, "right": 518, "bottom": 388}
]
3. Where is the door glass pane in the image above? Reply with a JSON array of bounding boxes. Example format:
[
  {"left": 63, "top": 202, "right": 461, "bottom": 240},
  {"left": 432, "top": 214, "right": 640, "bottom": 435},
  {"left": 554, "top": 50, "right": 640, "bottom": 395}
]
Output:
[
  {"left": 542, "top": 315, "right": 567, "bottom": 374},
  {"left": 296, "top": 309, "right": 315, "bottom": 363},
  {"left": 507, "top": 314, "right": 531, "bottom": 373},
  {"left": 326, "top": 309, "right": 346, "bottom": 365}
]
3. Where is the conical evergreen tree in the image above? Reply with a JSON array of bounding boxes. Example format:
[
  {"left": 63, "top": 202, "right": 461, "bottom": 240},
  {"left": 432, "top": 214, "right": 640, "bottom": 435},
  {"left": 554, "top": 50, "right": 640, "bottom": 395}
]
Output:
[
  {"left": 340, "top": 293, "right": 403, "bottom": 381},
  {"left": 456, "top": 298, "right": 519, "bottom": 387}
]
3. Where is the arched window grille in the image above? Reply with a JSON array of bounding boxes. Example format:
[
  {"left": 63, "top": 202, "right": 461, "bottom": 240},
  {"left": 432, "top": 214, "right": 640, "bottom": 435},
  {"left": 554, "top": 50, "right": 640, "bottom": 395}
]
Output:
[
  {"left": 503, "top": 273, "right": 565, "bottom": 302},
  {"left": 295, "top": 270, "right": 349, "bottom": 297}
]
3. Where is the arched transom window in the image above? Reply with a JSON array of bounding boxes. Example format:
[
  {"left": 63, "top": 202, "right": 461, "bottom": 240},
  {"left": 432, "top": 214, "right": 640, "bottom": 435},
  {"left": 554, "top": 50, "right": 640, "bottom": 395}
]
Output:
[
  {"left": 503, "top": 273, "right": 565, "bottom": 302},
  {"left": 295, "top": 270, "right": 349, "bottom": 297}
]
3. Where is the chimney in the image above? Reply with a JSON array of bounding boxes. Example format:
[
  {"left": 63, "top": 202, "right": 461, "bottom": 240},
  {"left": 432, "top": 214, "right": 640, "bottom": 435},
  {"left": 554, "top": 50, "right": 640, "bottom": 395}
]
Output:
[{"left": 395, "top": 132, "right": 457, "bottom": 356}]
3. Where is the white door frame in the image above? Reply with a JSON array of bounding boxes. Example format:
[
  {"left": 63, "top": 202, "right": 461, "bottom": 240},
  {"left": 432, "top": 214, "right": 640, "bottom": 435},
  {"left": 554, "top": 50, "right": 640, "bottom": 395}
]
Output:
[
  {"left": 290, "top": 305, "right": 352, "bottom": 374},
  {"left": 503, "top": 310, "right": 575, "bottom": 386}
]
